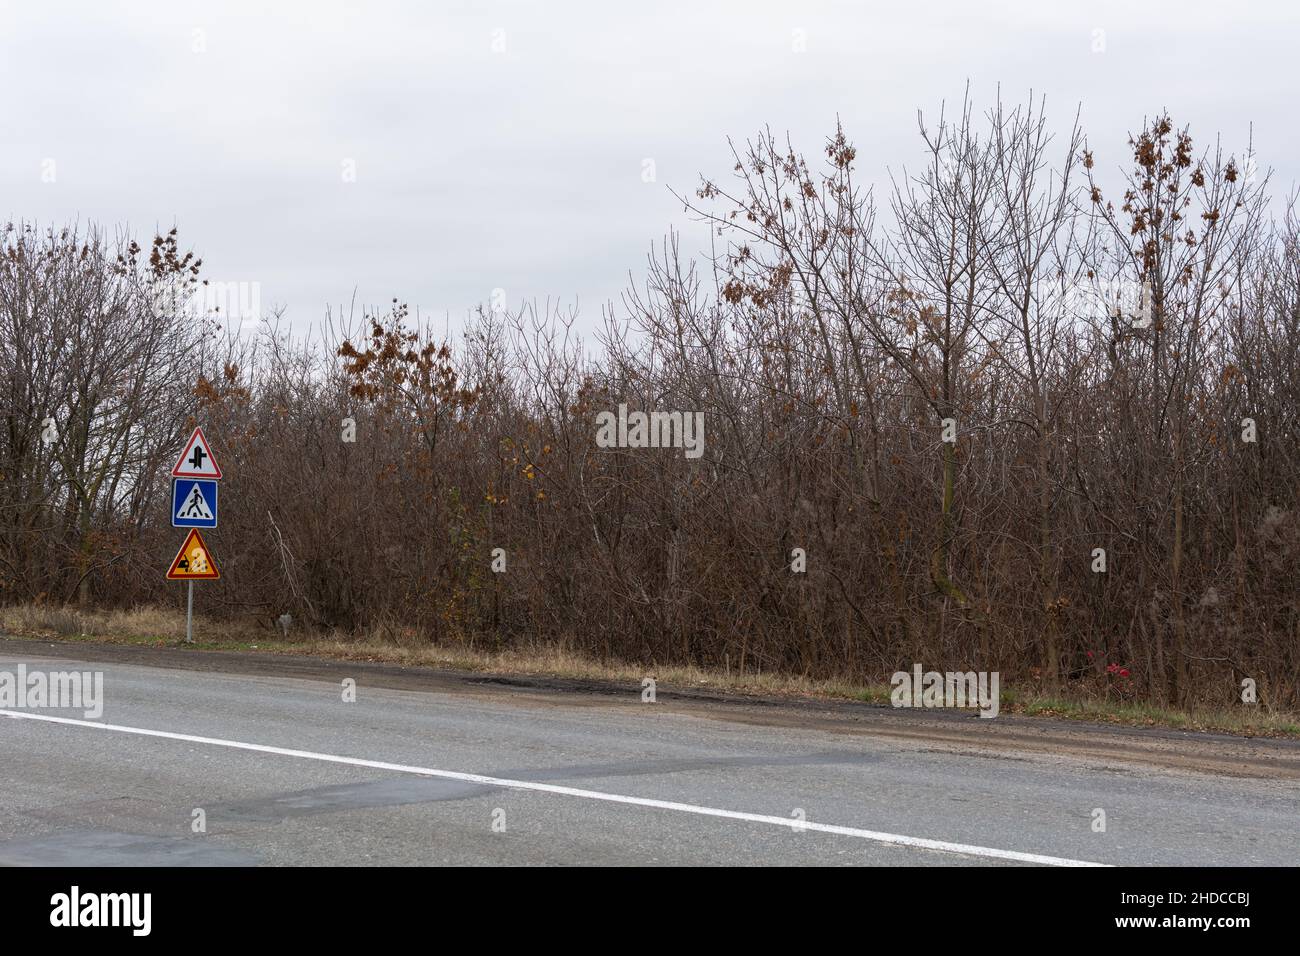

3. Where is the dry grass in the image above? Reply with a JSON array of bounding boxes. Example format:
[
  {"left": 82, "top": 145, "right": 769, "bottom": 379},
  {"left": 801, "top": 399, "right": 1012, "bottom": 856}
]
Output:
[
  {"left": 0, "top": 602, "right": 870, "bottom": 699},
  {"left": 3, "top": 602, "right": 1297, "bottom": 738},
  {"left": 2, "top": 603, "right": 193, "bottom": 642}
]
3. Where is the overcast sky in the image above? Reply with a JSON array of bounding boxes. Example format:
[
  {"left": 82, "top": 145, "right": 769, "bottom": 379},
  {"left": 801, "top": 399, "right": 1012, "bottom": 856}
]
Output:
[{"left": 2, "top": 0, "right": 1296, "bottom": 337}]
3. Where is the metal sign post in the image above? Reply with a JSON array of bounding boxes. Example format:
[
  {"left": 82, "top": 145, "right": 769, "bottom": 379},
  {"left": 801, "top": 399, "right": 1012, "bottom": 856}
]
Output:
[{"left": 168, "top": 427, "right": 223, "bottom": 644}]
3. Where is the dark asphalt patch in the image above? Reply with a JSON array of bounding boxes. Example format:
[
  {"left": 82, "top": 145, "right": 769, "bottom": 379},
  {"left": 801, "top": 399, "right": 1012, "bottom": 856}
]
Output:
[{"left": 0, "top": 829, "right": 260, "bottom": 866}]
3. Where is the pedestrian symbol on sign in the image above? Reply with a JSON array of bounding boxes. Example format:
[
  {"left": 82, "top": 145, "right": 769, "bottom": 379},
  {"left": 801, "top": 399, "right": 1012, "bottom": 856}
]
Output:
[
  {"left": 171, "top": 478, "right": 219, "bottom": 528},
  {"left": 180, "top": 484, "right": 212, "bottom": 519}
]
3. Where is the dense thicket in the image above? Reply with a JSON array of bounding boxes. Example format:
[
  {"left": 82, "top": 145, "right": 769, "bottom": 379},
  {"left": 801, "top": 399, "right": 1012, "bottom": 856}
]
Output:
[{"left": 3, "top": 98, "right": 1297, "bottom": 708}]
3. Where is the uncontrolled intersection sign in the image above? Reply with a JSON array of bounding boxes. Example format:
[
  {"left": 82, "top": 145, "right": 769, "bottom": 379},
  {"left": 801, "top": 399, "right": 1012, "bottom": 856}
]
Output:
[
  {"left": 167, "top": 426, "right": 224, "bottom": 642},
  {"left": 172, "top": 426, "right": 223, "bottom": 479}
]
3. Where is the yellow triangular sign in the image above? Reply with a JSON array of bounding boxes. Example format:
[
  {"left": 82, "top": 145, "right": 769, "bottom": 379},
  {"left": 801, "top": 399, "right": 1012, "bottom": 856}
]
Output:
[{"left": 166, "top": 529, "right": 220, "bottom": 580}]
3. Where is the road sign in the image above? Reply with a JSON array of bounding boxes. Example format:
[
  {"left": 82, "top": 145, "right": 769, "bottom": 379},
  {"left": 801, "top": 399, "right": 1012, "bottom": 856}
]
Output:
[
  {"left": 172, "top": 478, "right": 219, "bottom": 528},
  {"left": 172, "top": 426, "right": 222, "bottom": 479},
  {"left": 166, "top": 529, "right": 220, "bottom": 580}
]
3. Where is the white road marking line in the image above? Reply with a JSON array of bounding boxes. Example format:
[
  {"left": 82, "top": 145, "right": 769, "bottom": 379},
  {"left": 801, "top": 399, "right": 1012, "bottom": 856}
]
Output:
[{"left": 1, "top": 708, "right": 1109, "bottom": 867}]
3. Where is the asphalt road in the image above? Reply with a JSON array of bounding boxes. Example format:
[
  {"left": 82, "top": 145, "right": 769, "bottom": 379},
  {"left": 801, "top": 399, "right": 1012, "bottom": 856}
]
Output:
[{"left": 1, "top": 642, "right": 1298, "bottom": 866}]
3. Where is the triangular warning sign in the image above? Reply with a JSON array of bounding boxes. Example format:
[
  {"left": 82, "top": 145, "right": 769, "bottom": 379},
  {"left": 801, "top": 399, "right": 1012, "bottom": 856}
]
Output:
[
  {"left": 172, "top": 427, "right": 222, "bottom": 479},
  {"left": 166, "top": 529, "right": 220, "bottom": 580},
  {"left": 176, "top": 483, "right": 214, "bottom": 521}
]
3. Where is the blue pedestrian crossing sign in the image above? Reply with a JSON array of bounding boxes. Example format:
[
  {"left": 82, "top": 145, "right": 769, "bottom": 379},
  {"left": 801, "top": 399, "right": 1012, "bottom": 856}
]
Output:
[{"left": 172, "top": 478, "right": 219, "bottom": 528}]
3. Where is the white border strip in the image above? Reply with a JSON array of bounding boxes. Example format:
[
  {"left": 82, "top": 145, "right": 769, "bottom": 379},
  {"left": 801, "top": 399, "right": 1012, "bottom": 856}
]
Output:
[{"left": 1, "top": 709, "right": 1108, "bottom": 867}]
